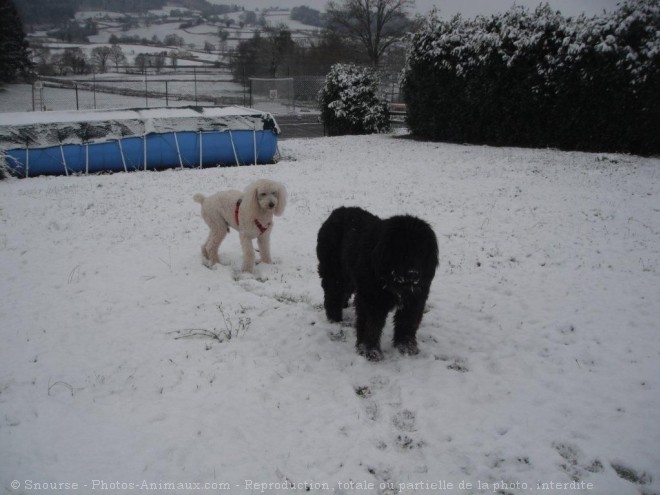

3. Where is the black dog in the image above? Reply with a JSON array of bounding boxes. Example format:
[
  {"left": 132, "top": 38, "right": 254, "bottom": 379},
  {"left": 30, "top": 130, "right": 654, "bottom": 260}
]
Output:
[{"left": 317, "top": 207, "right": 439, "bottom": 361}]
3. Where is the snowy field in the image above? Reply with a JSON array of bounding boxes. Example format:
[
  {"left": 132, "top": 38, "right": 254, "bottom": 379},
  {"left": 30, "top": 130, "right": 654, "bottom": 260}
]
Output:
[{"left": 1, "top": 133, "right": 659, "bottom": 495}]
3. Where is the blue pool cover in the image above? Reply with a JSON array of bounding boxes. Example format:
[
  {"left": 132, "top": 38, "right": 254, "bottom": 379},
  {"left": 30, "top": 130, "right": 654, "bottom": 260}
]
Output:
[{"left": 0, "top": 106, "right": 279, "bottom": 178}]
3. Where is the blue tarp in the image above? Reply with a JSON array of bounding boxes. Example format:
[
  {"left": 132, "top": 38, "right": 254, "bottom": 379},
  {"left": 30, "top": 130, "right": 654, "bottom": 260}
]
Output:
[
  {"left": 0, "top": 106, "right": 279, "bottom": 178},
  {"left": 4, "top": 129, "right": 277, "bottom": 177}
]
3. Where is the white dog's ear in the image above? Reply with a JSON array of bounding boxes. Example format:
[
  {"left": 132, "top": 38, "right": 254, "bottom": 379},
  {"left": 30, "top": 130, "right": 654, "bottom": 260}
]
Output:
[
  {"left": 240, "top": 180, "right": 261, "bottom": 222},
  {"left": 274, "top": 183, "right": 287, "bottom": 216}
]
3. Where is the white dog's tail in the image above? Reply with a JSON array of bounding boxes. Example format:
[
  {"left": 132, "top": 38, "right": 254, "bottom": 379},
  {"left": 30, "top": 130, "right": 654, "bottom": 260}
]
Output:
[{"left": 193, "top": 193, "right": 205, "bottom": 204}]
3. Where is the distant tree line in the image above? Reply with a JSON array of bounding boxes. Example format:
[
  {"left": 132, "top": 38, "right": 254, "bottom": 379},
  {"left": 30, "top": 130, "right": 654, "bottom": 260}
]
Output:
[
  {"left": 13, "top": 0, "right": 240, "bottom": 27},
  {"left": 290, "top": 6, "right": 325, "bottom": 28},
  {"left": 80, "top": 0, "right": 167, "bottom": 13},
  {"left": 47, "top": 18, "right": 98, "bottom": 43},
  {"left": 174, "top": 0, "right": 240, "bottom": 16},
  {"left": 230, "top": 26, "right": 376, "bottom": 80},
  {"left": 108, "top": 33, "right": 188, "bottom": 48},
  {"left": 30, "top": 45, "right": 123, "bottom": 75},
  {"left": 13, "top": 0, "right": 77, "bottom": 26},
  {"left": 402, "top": 0, "right": 660, "bottom": 155},
  {"left": 30, "top": 42, "right": 207, "bottom": 76},
  {"left": 13, "top": 0, "right": 165, "bottom": 26}
]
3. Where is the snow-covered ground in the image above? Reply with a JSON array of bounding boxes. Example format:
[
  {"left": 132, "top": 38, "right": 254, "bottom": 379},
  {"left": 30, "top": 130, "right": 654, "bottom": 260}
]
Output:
[{"left": 1, "top": 133, "right": 659, "bottom": 495}]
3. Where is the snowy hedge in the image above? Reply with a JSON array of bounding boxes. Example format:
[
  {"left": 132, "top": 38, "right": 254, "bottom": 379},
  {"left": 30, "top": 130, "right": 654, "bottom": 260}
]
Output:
[
  {"left": 319, "top": 64, "right": 390, "bottom": 136},
  {"left": 401, "top": 0, "right": 660, "bottom": 155}
]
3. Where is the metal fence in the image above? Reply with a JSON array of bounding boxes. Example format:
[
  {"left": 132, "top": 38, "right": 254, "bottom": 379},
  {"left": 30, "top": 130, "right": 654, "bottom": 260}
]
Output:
[
  {"left": 380, "top": 73, "right": 404, "bottom": 104},
  {"left": 248, "top": 76, "right": 325, "bottom": 115},
  {"left": 32, "top": 76, "right": 247, "bottom": 112},
  {"left": 26, "top": 75, "right": 328, "bottom": 115}
]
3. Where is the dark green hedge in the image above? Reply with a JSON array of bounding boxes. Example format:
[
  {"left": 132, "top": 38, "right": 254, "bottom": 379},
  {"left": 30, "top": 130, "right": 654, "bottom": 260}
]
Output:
[{"left": 401, "top": 1, "right": 660, "bottom": 155}]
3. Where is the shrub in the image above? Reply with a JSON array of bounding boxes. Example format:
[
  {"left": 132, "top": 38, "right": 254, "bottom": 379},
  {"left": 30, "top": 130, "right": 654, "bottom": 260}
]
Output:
[
  {"left": 319, "top": 63, "right": 390, "bottom": 136},
  {"left": 401, "top": 0, "right": 660, "bottom": 155}
]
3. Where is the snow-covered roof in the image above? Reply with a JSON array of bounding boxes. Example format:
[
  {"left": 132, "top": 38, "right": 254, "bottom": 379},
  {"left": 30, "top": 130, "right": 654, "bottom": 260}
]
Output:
[{"left": 0, "top": 106, "right": 279, "bottom": 150}]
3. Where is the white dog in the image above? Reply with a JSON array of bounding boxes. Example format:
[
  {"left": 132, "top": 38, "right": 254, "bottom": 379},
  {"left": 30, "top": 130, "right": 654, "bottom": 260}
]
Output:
[{"left": 193, "top": 179, "right": 287, "bottom": 273}]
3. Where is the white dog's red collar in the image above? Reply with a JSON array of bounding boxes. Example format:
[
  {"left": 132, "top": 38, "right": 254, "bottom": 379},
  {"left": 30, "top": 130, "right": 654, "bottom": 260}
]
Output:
[
  {"left": 254, "top": 219, "right": 270, "bottom": 234},
  {"left": 235, "top": 200, "right": 270, "bottom": 235}
]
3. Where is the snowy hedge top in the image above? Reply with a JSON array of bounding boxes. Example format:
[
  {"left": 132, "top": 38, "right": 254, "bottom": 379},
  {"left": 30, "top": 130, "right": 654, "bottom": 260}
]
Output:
[
  {"left": 0, "top": 106, "right": 279, "bottom": 150},
  {"left": 404, "top": 0, "right": 659, "bottom": 84}
]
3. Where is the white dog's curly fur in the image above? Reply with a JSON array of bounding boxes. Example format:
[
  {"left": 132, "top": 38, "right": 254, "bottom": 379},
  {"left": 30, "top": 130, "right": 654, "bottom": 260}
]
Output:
[{"left": 193, "top": 179, "right": 287, "bottom": 273}]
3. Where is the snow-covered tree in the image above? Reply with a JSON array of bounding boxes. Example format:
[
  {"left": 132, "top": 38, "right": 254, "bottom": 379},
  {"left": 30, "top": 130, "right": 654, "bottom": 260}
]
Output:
[{"left": 319, "top": 63, "right": 390, "bottom": 136}]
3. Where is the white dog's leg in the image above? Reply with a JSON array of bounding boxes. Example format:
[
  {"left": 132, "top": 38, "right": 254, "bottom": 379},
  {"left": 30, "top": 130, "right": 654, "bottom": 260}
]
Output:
[
  {"left": 240, "top": 234, "right": 256, "bottom": 272},
  {"left": 204, "top": 223, "right": 228, "bottom": 266},
  {"left": 257, "top": 231, "right": 272, "bottom": 264}
]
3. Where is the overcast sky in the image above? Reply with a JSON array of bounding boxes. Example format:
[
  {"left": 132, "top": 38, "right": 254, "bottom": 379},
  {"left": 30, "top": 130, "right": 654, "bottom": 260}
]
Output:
[{"left": 228, "top": 0, "right": 621, "bottom": 18}]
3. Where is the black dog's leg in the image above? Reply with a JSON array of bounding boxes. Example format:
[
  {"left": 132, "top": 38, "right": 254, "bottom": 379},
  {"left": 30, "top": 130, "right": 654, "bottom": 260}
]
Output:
[
  {"left": 392, "top": 294, "right": 428, "bottom": 356},
  {"left": 342, "top": 280, "right": 354, "bottom": 308},
  {"left": 321, "top": 277, "right": 346, "bottom": 322},
  {"left": 317, "top": 212, "right": 349, "bottom": 323},
  {"left": 355, "top": 295, "right": 388, "bottom": 361}
]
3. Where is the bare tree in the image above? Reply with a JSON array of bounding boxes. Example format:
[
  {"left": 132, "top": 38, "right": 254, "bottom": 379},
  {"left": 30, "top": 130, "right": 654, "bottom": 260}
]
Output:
[
  {"left": 62, "top": 47, "right": 88, "bottom": 75},
  {"left": 109, "top": 44, "right": 126, "bottom": 72},
  {"left": 154, "top": 52, "right": 166, "bottom": 73},
  {"left": 32, "top": 44, "right": 54, "bottom": 75},
  {"left": 91, "top": 46, "right": 111, "bottom": 73},
  {"left": 218, "top": 28, "right": 229, "bottom": 53},
  {"left": 164, "top": 33, "right": 184, "bottom": 47},
  {"left": 169, "top": 50, "right": 181, "bottom": 69},
  {"left": 325, "top": 0, "right": 416, "bottom": 67},
  {"left": 134, "top": 53, "right": 148, "bottom": 73}
]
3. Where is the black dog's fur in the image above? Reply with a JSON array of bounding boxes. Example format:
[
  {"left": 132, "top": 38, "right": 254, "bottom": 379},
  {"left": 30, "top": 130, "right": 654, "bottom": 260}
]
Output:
[{"left": 317, "top": 207, "right": 439, "bottom": 361}]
